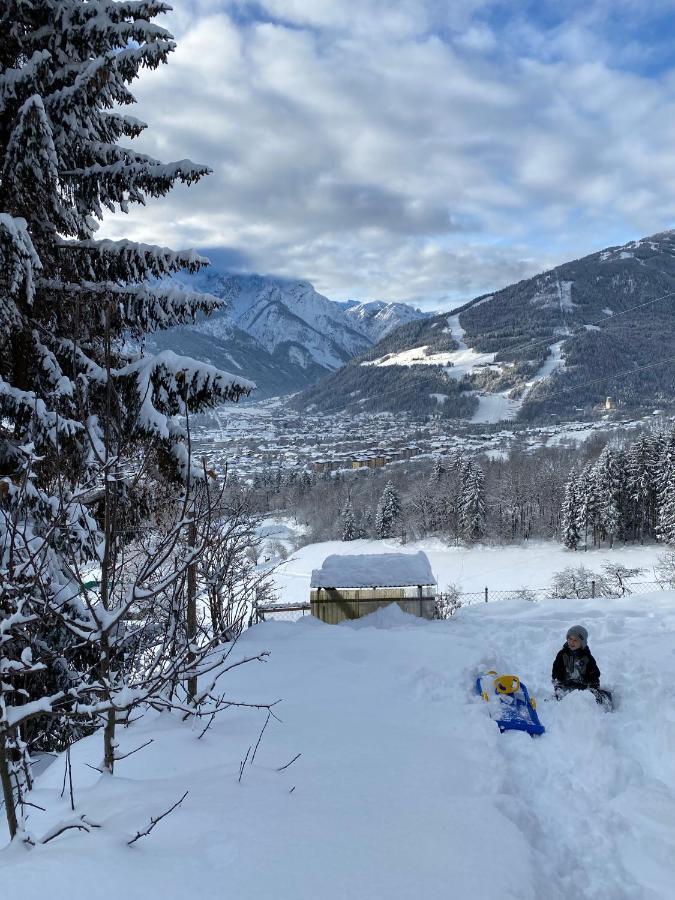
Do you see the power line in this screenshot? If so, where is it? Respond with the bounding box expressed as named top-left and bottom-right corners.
top-left (454, 284), bottom-right (675, 364)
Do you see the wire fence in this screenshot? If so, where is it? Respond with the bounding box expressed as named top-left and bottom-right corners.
top-left (439, 579), bottom-right (666, 608)
top-left (254, 579), bottom-right (669, 622)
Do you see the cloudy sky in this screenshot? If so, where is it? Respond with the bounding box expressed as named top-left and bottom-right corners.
top-left (101, 0), bottom-right (675, 309)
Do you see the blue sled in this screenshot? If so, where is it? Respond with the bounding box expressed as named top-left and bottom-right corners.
top-left (476, 673), bottom-right (545, 737)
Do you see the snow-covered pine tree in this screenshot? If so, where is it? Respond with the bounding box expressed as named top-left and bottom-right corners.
top-left (0, 0), bottom-right (255, 835)
top-left (430, 458), bottom-right (446, 484)
top-left (574, 463), bottom-right (593, 548)
top-left (657, 476), bottom-right (675, 546)
top-left (591, 447), bottom-right (625, 548)
top-left (460, 460), bottom-right (486, 542)
top-left (657, 428), bottom-right (675, 546)
top-left (375, 481), bottom-right (402, 539)
top-left (656, 429), bottom-right (675, 545)
top-left (561, 473), bottom-right (580, 550)
top-left (341, 500), bottom-right (358, 541)
top-left (625, 435), bottom-right (660, 542)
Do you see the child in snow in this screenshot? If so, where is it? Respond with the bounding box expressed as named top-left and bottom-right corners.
top-left (552, 625), bottom-right (603, 699)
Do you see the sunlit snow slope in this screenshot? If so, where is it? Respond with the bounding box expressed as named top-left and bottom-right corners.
top-left (5, 594), bottom-right (675, 899)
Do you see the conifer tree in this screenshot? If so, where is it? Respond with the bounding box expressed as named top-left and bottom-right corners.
top-left (430, 458), bottom-right (446, 484)
top-left (561, 475), bottom-right (580, 550)
top-left (574, 463), bottom-right (593, 548)
top-left (0, 0), bottom-right (255, 837)
top-left (460, 460), bottom-right (486, 542)
top-left (657, 428), bottom-right (675, 546)
top-left (592, 447), bottom-right (625, 547)
top-left (625, 435), bottom-right (660, 542)
top-left (657, 470), bottom-right (675, 546)
top-left (375, 481), bottom-right (402, 539)
top-left (341, 500), bottom-right (358, 541)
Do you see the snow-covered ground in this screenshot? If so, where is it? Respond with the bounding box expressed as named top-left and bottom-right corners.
top-left (272, 537), bottom-right (667, 604)
top-left (471, 340), bottom-right (566, 424)
top-left (363, 314), bottom-right (498, 379)
top-left (6, 590), bottom-right (675, 899)
top-left (471, 391), bottom-right (521, 423)
top-left (361, 314), bottom-right (569, 426)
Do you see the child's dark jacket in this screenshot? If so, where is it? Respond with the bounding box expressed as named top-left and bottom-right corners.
top-left (552, 645), bottom-right (600, 688)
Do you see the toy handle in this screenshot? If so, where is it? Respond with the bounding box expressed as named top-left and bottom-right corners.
top-left (493, 674), bottom-right (520, 695)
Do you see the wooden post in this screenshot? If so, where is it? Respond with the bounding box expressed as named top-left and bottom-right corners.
top-left (591, 580), bottom-right (596, 599)
top-left (485, 586), bottom-right (489, 603)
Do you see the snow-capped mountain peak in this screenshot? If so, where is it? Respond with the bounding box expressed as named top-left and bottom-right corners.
top-left (149, 271), bottom-right (429, 398)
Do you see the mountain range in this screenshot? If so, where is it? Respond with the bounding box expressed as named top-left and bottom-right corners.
top-left (292, 230), bottom-right (675, 423)
top-left (150, 272), bottom-right (427, 397)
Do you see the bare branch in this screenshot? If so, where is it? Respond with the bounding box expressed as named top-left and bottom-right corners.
top-left (127, 790), bottom-right (189, 846)
top-left (276, 753), bottom-right (301, 773)
top-left (114, 738), bottom-right (154, 762)
top-left (238, 747), bottom-right (251, 783)
top-left (250, 711), bottom-right (272, 765)
top-left (41, 815), bottom-right (100, 844)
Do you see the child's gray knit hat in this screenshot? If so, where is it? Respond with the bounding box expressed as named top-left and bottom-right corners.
top-left (566, 625), bottom-right (588, 647)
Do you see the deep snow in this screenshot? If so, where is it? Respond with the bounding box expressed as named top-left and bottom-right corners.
top-left (5, 589), bottom-right (675, 899)
top-left (272, 537), bottom-right (667, 604)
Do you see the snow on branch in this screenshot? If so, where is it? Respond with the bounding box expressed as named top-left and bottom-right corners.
top-left (114, 350), bottom-right (255, 441)
top-left (0, 377), bottom-right (82, 445)
top-left (40, 814), bottom-right (100, 845)
top-left (0, 50), bottom-right (51, 113)
top-left (62, 159), bottom-right (212, 190)
top-left (38, 279), bottom-right (222, 332)
top-left (31, 331), bottom-right (75, 399)
top-left (0, 213), bottom-right (42, 306)
top-left (100, 111), bottom-right (147, 139)
top-left (56, 237), bottom-right (210, 281)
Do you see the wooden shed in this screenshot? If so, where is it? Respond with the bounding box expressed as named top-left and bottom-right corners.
top-left (310, 551), bottom-right (437, 624)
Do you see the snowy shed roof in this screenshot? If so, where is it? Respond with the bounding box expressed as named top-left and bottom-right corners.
top-left (310, 551), bottom-right (436, 589)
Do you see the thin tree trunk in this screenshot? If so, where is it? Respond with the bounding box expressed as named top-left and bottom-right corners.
top-left (101, 300), bottom-right (116, 773)
top-left (187, 516), bottom-right (198, 703)
top-left (0, 732), bottom-right (19, 839)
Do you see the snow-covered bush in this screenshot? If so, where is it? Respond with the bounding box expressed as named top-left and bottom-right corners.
top-left (434, 584), bottom-right (462, 619)
top-left (549, 566), bottom-right (603, 599)
top-left (550, 564), bottom-right (642, 599)
top-left (655, 552), bottom-right (675, 589)
top-left (600, 563), bottom-right (644, 596)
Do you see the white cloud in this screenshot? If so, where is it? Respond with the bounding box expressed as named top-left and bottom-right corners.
top-left (98, 1), bottom-right (675, 306)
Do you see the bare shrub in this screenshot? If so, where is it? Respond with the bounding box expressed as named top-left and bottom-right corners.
top-left (434, 583), bottom-right (462, 619)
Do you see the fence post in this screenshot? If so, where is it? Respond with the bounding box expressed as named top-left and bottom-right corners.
top-left (485, 586), bottom-right (488, 604)
top-left (591, 580), bottom-right (596, 599)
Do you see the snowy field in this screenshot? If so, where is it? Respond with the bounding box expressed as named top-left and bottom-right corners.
top-left (272, 537), bottom-right (668, 605)
top-left (5, 591), bottom-right (675, 899)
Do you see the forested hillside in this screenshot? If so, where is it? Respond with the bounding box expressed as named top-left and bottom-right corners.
top-left (293, 313), bottom-right (480, 419)
top-left (293, 231), bottom-right (675, 422)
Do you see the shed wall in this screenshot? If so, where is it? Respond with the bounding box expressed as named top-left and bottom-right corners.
top-left (310, 586), bottom-right (436, 624)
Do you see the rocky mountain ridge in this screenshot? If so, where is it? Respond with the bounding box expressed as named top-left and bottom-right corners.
top-left (150, 272), bottom-right (427, 398)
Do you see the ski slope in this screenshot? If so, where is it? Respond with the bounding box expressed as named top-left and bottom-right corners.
top-left (4, 593), bottom-right (675, 899)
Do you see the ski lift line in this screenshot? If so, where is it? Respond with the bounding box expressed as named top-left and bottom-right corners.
top-left (524, 351), bottom-right (675, 405)
top-left (455, 285), bottom-right (675, 364)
